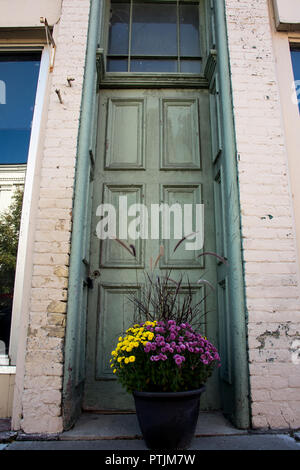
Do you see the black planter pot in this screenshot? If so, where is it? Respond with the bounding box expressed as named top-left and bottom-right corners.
top-left (133, 386), bottom-right (206, 450)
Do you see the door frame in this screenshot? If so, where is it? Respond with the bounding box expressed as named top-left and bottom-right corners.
top-left (62, 0), bottom-right (250, 430)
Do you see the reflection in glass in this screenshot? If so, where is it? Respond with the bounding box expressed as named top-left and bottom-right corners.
top-left (131, 3), bottom-right (177, 55)
top-left (107, 1), bottom-right (202, 74)
top-left (291, 50), bottom-right (300, 112)
top-left (181, 60), bottom-right (201, 74)
top-left (107, 58), bottom-right (128, 72)
top-left (131, 59), bottom-right (177, 73)
top-left (0, 54), bottom-right (41, 164)
top-left (108, 3), bottom-right (130, 54)
top-left (0, 188), bottom-right (23, 354)
top-left (179, 3), bottom-right (201, 57)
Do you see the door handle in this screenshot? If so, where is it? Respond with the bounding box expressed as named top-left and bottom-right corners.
top-left (84, 269), bottom-right (101, 289)
top-left (82, 259), bottom-right (100, 289)
top-left (86, 276), bottom-right (94, 289)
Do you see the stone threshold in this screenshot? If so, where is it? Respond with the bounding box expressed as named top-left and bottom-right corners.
top-left (1, 412), bottom-right (248, 443)
top-left (60, 411), bottom-right (247, 441)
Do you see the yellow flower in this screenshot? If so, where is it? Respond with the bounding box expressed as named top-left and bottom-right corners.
top-left (129, 356), bottom-right (135, 362)
top-left (113, 369), bottom-right (116, 374)
top-left (124, 358), bottom-right (129, 364)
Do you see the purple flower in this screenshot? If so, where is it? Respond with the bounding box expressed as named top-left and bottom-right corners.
top-left (158, 353), bottom-right (167, 361)
top-left (150, 355), bottom-right (160, 361)
top-left (173, 354), bottom-right (186, 366)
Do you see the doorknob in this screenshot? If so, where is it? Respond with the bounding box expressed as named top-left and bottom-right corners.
top-left (92, 269), bottom-right (101, 278)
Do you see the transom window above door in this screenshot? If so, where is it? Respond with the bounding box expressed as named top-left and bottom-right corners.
top-left (107, 0), bottom-right (202, 73)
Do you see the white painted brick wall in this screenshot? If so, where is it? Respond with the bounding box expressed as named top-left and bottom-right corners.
top-left (20, 0), bottom-right (90, 434)
top-left (225, 0), bottom-right (300, 429)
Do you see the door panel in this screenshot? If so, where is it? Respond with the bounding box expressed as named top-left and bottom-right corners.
top-left (83, 89), bottom-right (219, 411)
top-left (160, 98), bottom-right (201, 169)
top-left (105, 98), bottom-right (146, 169)
top-left (101, 184), bottom-right (145, 267)
top-left (160, 184), bottom-right (203, 268)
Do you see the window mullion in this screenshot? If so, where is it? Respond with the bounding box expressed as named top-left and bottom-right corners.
top-left (128, 0), bottom-right (133, 72)
top-left (176, 0), bottom-right (180, 73)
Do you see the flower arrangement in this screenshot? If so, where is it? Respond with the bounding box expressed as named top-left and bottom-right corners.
top-left (110, 319), bottom-right (220, 393)
top-left (109, 239), bottom-right (225, 450)
top-left (110, 239), bottom-right (225, 395)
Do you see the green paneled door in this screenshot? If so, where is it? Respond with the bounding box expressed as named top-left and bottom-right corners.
top-left (83, 88), bottom-right (220, 411)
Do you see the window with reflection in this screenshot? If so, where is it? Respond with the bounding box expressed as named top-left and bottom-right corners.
top-left (107, 0), bottom-right (202, 73)
top-left (291, 48), bottom-right (300, 112)
top-left (0, 53), bottom-right (41, 164)
top-left (0, 52), bottom-right (41, 355)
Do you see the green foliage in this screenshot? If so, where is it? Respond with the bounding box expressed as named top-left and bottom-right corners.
top-left (0, 188), bottom-right (24, 307)
top-left (129, 270), bottom-right (208, 332)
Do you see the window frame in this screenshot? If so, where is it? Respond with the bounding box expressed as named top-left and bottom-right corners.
top-left (0, 45), bottom-right (50, 366)
top-left (99, 0), bottom-right (208, 78)
top-left (0, 50), bottom-right (42, 165)
top-left (98, 0), bottom-right (210, 88)
top-left (290, 42), bottom-right (300, 111)
top-left (106, 0), bottom-right (203, 73)
top-left (270, 23), bottom-right (300, 285)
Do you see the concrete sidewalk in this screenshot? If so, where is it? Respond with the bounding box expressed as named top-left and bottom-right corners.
top-left (1, 412), bottom-right (300, 451)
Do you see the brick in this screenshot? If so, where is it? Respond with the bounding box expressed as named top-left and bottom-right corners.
top-left (225, 0), bottom-right (300, 430)
top-left (47, 301), bottom-right (67, 314)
